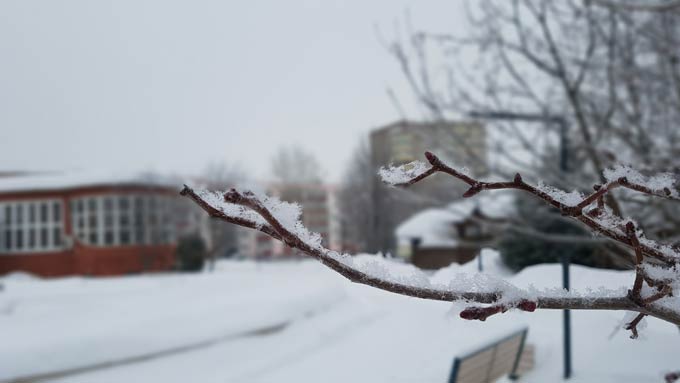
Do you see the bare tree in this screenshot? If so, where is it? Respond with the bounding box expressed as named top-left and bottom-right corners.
top-left (270, 146), bottom-right (323, 185)
top-left (338, 138), bottom-right (376, 252)
top-left (182, 150), bottom-right (680, 337)
top-left (387, 0), bottom-right (680, 261)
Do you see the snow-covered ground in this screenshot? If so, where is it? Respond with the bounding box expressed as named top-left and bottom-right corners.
top-left (1, 254), bottom-right (679, 383)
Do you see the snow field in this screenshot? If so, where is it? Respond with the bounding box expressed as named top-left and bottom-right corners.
top-left (1, 255), bottom-right (679, 382)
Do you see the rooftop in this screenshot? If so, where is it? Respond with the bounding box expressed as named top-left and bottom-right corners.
top-left (0, 170), bottom-right (181, 195)
top-left (396, 191), bottom-right (516, 248)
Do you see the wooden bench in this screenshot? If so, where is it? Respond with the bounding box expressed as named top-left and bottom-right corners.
top-left (448, 327), bottom-right (533, 383)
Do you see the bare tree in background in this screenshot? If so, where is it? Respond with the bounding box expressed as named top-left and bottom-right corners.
top-left (338, 138), bottom-right (376, 252)
top-left (270, 146), bottom-right (323, 185)
top-left (388, 0), bottom-right (680, 263)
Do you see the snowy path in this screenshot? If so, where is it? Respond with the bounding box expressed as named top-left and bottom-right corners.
top-left (2, 320), bottom-right (291, 383)
top-left (0, 262), bottom-right (346, 382)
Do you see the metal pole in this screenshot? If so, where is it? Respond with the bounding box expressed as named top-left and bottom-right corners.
top-left (468, 110), bottom-right (573, 380)
top-left (558, 117), bottom-right (572, 380)
top-left (562, 253), bottom-right (572, 379)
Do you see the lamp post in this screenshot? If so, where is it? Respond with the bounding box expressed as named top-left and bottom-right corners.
top-left (468, 110), bottom-right (572, 380)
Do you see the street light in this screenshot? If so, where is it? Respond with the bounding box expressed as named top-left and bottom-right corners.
top-left (468, 110), bottom-right (572, 380)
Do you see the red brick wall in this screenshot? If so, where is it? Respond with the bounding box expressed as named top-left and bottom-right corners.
top-left (0, 245), bottom-right (176, 277)
top-left (73, 244), bottom-right (176, 276)
top-left (0, 251), bottom-right (76, 277)
top-left (0, 245), bottom-right (175, 277)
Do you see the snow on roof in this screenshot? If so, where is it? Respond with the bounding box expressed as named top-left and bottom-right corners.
top-left (0, 170), bottom-right (180, 194)
top-left (396, 208), bottom-right (462, 248)
top-left (396, 191), bottom-right (516, 247)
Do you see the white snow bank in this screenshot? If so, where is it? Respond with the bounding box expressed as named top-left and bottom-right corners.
top-left (430, 248), bottom-right (512, 284)
top-left (0, 271), bottom-right (39, 282)
top-left (0, 262), bottom-right (345, 380)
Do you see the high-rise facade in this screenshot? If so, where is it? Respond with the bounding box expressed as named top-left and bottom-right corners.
top-left (369, 120), bottom-right (487, 253)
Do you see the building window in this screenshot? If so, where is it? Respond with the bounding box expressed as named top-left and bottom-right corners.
top-left (28, 229), bottom-right (36, 249)
top-left (0, 199), bottom-right (65, 254)
top-left (40, 227), bottom-right (48, 247)
top-left (70, 193), bottom-right (176, 247)
top-left (134, 196), bottom-right (146, 244)
top-left (40, 203), bottom-right (48, 223)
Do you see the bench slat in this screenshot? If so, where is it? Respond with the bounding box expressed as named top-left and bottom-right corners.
top-left (449, 328), bottom-right (530, 383)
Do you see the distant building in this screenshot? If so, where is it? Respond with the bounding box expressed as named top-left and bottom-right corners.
top-left (396, 192), bottom-right (515, 269)
top-left (0, 172), bottom-right (209, 277)
top-left (236, 183), bottom-right (341, 258)
top-left (369, 120), bottom-right (488, 253)
top-left (370, 119), bottom-right (487, 176)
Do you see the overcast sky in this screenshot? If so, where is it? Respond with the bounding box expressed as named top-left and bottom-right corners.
top-left (0, 0), bottom-right (468, 183)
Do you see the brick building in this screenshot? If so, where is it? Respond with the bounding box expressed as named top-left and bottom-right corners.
top-left (0, 172), bottom-right (204, 277)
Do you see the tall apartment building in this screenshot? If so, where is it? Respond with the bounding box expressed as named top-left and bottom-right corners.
top-left (236, 183), bottom-right (341, 258)
top-left (370, 119), bottom-right (487, 174)
top-left (369, 120), bottom-right (487, 253)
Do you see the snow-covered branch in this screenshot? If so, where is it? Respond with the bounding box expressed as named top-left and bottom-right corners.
top-left (382, 152), bottom-right (679, 264)
top-left (379, 151), bottom-right (680, 334)
top-left (181, 153), bottom-right (680, 332)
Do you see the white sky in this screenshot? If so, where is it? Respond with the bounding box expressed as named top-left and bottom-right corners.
top-left (0, 0), bottom-right (468, 183)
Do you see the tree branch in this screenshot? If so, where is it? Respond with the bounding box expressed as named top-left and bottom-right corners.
top-left (181, 152), bottom-right (680, 327)
top-left (390, 152), bottom-right (678, 264)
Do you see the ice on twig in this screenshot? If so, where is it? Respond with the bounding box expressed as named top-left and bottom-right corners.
top-left (535, 181), bottom-right (584, 206)
top-left (196, 190), bottom-right (266, 226)
top-left (351, 254), bottom-right (432, 289)
top-left (642, 263), bottom-right (680, 282)
top-left (197, 188), bottom-right (324, 249)
top-left (604, 164), bottom-right (678, 197)
top-left (258, 192), bottom-right (323, 249)
top-left (378, 161), bottom-right (430, 185)
top-left (638, 237), bottom-right (680, 260)
top-left (448, 272), bottom-right (525, 302)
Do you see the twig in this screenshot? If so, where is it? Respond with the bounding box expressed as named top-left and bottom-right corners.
top-left (666, 371), bottom-right (680, 383)
top-left (460, 300), bottom-right (537, 321)
top-left (626, 221), bottom-right (645, 304)
top-left (624, 313), bottom-right (646, 339)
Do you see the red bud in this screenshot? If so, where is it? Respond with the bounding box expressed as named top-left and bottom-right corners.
top-left (518, 300), bottom-right (537, 312)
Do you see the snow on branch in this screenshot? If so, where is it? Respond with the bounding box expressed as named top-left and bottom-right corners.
top-left (182, 151), bottom-right (680, 332)
top-left (378, 160), bottom-right (433, 186)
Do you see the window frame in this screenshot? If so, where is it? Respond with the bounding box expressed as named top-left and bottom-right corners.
top-left (0, 199), bottom-right (65, 254)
